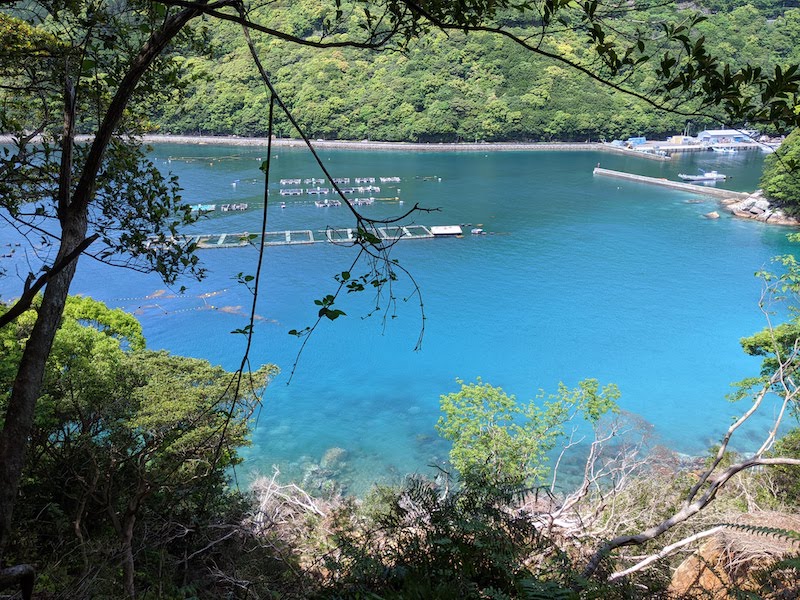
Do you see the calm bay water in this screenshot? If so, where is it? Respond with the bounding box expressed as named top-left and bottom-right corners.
top-left (1, 144), bottom-right (793, 494)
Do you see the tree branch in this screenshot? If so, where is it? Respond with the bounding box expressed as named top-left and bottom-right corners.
top-left (0, 233), bottom-right (99, 329)
top-left (608, 525), bottom-right (725, 581)
top-left (584, 455), bottom-right (800, 578)
top-left (70, 2), bottom-right (209, 215)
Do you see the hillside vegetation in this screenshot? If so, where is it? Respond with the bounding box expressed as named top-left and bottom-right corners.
top-left (152, 1), bottom-right (800, 141)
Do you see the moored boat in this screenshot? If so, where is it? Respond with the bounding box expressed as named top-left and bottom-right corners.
top-left (678, 170), bottom-right (727, 182)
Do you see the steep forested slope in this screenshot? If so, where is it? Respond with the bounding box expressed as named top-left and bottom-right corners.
top-left (153, 3), bottom-right (800, 141)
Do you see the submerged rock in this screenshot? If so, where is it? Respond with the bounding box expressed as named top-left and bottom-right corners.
top-left (704, 211), bottom-right (720, 219)
top-left (321, 446), bottom-right (348, 469)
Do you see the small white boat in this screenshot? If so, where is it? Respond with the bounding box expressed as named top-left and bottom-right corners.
top-left (471, 228), bottom-right (485, 235)
top-left (678, 170), bottom-right (727, 182)
top-left (712, 147), bottom-right (737, 154)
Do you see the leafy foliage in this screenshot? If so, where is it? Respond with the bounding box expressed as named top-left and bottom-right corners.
top-left (742, 240), bottom-right (800, 381)
top-left (319, 475), bottom-right (576, 599)
top-left (437, 378), bottom-right (619, 486)
top-left (0, 297), bottom-right (278, 597)
top-left (768, 428), bottom-right (800, 504)
top-left (761, 128), bottom-right (800, 214)
top-left (150, 2), bottom-right (800, 141)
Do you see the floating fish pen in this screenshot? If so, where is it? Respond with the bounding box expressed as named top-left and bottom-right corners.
top-left (262, 230), bottom-right (315, 245)
top-left (323, 225), bottom-right (432, 243)
top-left (190, 204), bottom-right (216, 213)
top-left (324, 228), bottom-right (357, 243)
top-left (187, 234), bottom-right (253, 249)
top-left (379, 225), bottom-right (434, 240)
top-left (336, 186), bottom-right (380, 194)
top-left (149, 225), bottom-right (458, 250)
top-left (315, 199), bottom-right (342, 207)
top-left (221, 203), bottom-right (248, 211)
top-left (307, 188), bottom-right (330, 195)
top-left (279, 175), bottom-right (399, 185)
top-left (348, 197), bottom-right (375, 206)
top-left (280, 188), bottom-right (303, 196)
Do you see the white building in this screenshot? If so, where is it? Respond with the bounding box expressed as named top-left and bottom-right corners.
top-left (696, 129), bottom-right (759, 144)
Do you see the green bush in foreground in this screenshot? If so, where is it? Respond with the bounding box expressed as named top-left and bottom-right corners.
top-left (437, 378), bottom-right (620, 487)
top-left (1, 296), bottom-right (277, 598)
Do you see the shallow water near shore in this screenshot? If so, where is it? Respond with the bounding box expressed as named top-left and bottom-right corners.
top-left (1, 143), bottom-right (792, 495)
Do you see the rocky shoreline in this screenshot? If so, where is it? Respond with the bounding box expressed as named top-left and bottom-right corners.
top-left (719, 190), bottom-right (800, 226)
top-left (0, 133), bottom-right (637, 154)
top-left (140, 134), bottom-right (611, 153)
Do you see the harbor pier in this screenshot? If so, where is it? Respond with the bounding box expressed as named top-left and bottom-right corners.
top-left (592, 167), bottom-right (750, 200)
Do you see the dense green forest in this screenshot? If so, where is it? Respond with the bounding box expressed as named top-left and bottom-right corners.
top-left (151, 1), bottom-right (800, 141)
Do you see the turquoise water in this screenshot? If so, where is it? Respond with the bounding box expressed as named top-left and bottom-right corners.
top-left (1, 144), bottom-right (793, 494)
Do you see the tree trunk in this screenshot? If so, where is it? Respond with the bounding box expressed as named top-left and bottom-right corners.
top-left (0, 209), bottom-right (87, 563)
top-left (121, 501), bottom-right (140, 599)
top-left (0, 3), bottom-right (207, 563)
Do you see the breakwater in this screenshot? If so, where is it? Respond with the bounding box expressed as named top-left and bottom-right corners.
top-left (592, 167), bottom-right (750, 199)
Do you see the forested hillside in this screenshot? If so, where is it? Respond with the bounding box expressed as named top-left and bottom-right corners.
top-left (153, 1), bottom-right (800, 141)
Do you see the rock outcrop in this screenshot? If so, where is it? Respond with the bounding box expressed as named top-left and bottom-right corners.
top-left (721, 190), bottom-right (800, 226)
top-left (668, 512), bottom-right (800, 599)
top-left (669, 538), bottom-right (732, 599)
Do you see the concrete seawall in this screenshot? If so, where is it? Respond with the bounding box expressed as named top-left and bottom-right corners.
top-left (592, 167), bottom-right (750, 199)
top-left (140, 136), bottom-right (671, 159)
top-left (0, 134), bottom-right (672, 160)
top-left (139, 136), bottom-right (613, 153)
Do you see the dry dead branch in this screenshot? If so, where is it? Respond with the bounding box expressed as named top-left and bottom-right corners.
top-left (249, 468), bottom-right (326, 536)
top-left (582, 278), bottom-right (800, 581)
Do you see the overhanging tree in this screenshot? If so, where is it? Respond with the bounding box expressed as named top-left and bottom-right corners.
top-left (761, 127), bottom-right (800, 214)
top-left (2, 0), bottom-right (800, 591)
